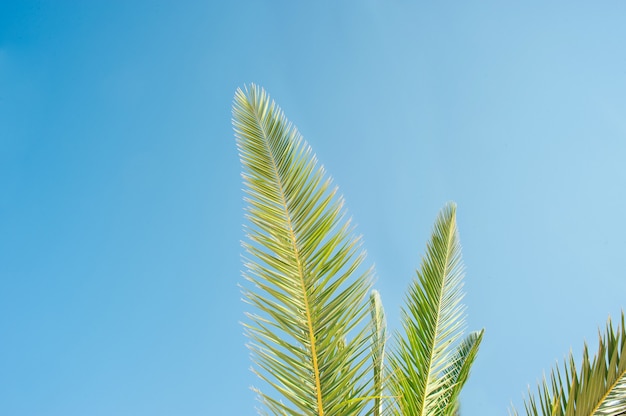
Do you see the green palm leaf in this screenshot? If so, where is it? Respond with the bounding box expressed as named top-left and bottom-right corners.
top-left (438, 330), bottom-right (484, 416)
top-left (370, 290), bottom-right (387, 416)
top-left (514, 312), bottom-right (626, 416)
top-left (233, 85), bottom-right (374, 416)
top-left (389, 204), bottom-right (483, 415)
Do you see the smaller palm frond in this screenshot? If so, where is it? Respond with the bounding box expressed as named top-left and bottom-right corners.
top-left (513, 312), bottom-right (626, 416)
top-left (389, 203), bottom-right (483, 416)
top-left (370, 290), bottom-right (387, 416)
top-left (438, 330), bottom-right (484, 416)
top-left (234, 85), bottom-right (374, 416)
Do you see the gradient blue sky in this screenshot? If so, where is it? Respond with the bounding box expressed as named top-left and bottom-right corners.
top-left (2, 1), bottom-right (626, 415)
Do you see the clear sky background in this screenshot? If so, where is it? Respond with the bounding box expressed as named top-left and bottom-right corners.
top-left (2, 1), bottom-right (626, 415)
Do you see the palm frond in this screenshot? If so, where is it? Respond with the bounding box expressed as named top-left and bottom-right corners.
top-left (389, 203), bottom-right (482, 415)
top-left (234, 85), bottom-right (374, 416)
top-left (513, 312), bottom-right (626, 416)
top-left (370, 290), bottom-right (387, 416)
top-left (438, 330), bottom-right (484, 416)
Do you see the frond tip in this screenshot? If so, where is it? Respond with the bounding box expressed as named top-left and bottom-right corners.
top-left (514, 312), bottom-right (626, 416)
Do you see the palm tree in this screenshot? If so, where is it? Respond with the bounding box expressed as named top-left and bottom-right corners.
top-left (233, 84), bottom-right (482, 415)
top-left (232, 84), bottom-right (626, 415)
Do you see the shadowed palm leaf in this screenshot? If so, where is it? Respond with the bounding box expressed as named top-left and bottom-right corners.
top-left (389, 204), bottom-right (484, 416)
top-left (513, 312), bottom-right (626, 416)
top-left (233, 85), bottom-right (374, 416)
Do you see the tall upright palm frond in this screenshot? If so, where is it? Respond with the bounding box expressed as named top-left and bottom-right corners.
top-left (233, 85), bottom-right (374, 416)
top-left (389, 204), bottom-right (484, 416)
top-left (513, 312), bottom-right (626, 416)
top-left (370, 290), bottom-right (387, 416)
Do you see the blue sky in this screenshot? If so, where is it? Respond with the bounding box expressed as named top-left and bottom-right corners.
top-left (2, 1), bottom-right (626, 415)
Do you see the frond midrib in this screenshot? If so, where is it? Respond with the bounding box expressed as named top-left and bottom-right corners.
top-left (251, 104), bottom-right (325, 416)
top-left (591, 373), bottom-right (626, 416)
